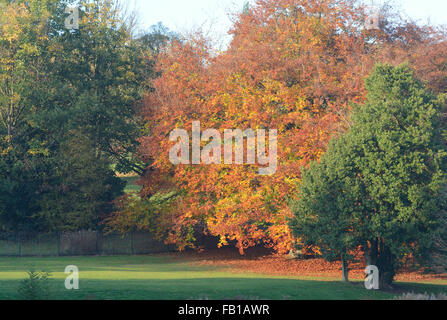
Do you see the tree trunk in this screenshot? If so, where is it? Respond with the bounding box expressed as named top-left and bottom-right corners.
top-left (363, 240), bottom-right (378, 266)
top-left (341, 257), bottom-right (349, 282)
top-left (364, 251), bottom-right (371, 266)
top-left (379, 272), bottom-right (394, 290)
top-left (374, 239), bottom-right (395, 290)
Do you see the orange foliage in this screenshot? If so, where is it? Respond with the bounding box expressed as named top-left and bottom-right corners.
top-left (132, 0), bottom-right (447, 254)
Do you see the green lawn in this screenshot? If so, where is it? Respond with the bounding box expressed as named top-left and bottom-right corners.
top-left (0, 255), bottom-right (446, 300)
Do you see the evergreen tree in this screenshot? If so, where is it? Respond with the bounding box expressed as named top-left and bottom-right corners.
top-left (290, 64), bottom-right (447, 287)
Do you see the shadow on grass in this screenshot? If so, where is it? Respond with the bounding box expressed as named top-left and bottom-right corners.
top-left (0, 277), bottom-right (396, 300)
top-left (0, 256), bottom-right (224, 273)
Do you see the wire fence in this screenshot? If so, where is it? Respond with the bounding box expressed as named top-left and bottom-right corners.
top-left (0, 230), bottom-right (175, 257)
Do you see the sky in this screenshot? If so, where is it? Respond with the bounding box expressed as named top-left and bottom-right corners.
top-left (131, 0), bottom-right (247, 48)
top-left (131, 0), bottom-right (447, 48)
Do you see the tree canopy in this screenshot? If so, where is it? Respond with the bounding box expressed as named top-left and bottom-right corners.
top-left (113, 0), bottom-right (447, 254)
top-left (0, 0), bottom-right (163, 231)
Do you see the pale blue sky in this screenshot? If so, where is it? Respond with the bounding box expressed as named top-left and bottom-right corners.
top-left (131, 0), bottom-right (247, 48)
top-left (131, 0), bottom-right (447, 47)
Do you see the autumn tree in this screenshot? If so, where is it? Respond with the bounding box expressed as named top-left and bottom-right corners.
top-left (132, 0), bottom-right (360, 253)
top-left (111, 0), bottom-right (447, 254)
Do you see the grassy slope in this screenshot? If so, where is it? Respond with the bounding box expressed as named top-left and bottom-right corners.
top-left (0, 255), bottom-right (446, 300)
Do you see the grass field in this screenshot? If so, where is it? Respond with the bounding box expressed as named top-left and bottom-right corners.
top-left (0, 254), bottom-right (446, 300)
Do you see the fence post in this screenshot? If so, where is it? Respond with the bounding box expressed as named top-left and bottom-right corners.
top-left (17, 232), bottom-right (22, 257)
top-left (96, 231), bottom-right (100, 256)
top-left (57, 232), bottom-right (61, 256)
top-left (130, 231), bottom-right (135, 255)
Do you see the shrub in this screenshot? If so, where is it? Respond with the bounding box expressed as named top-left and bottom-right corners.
top-left (18, 270), bottom-right (52, 300)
